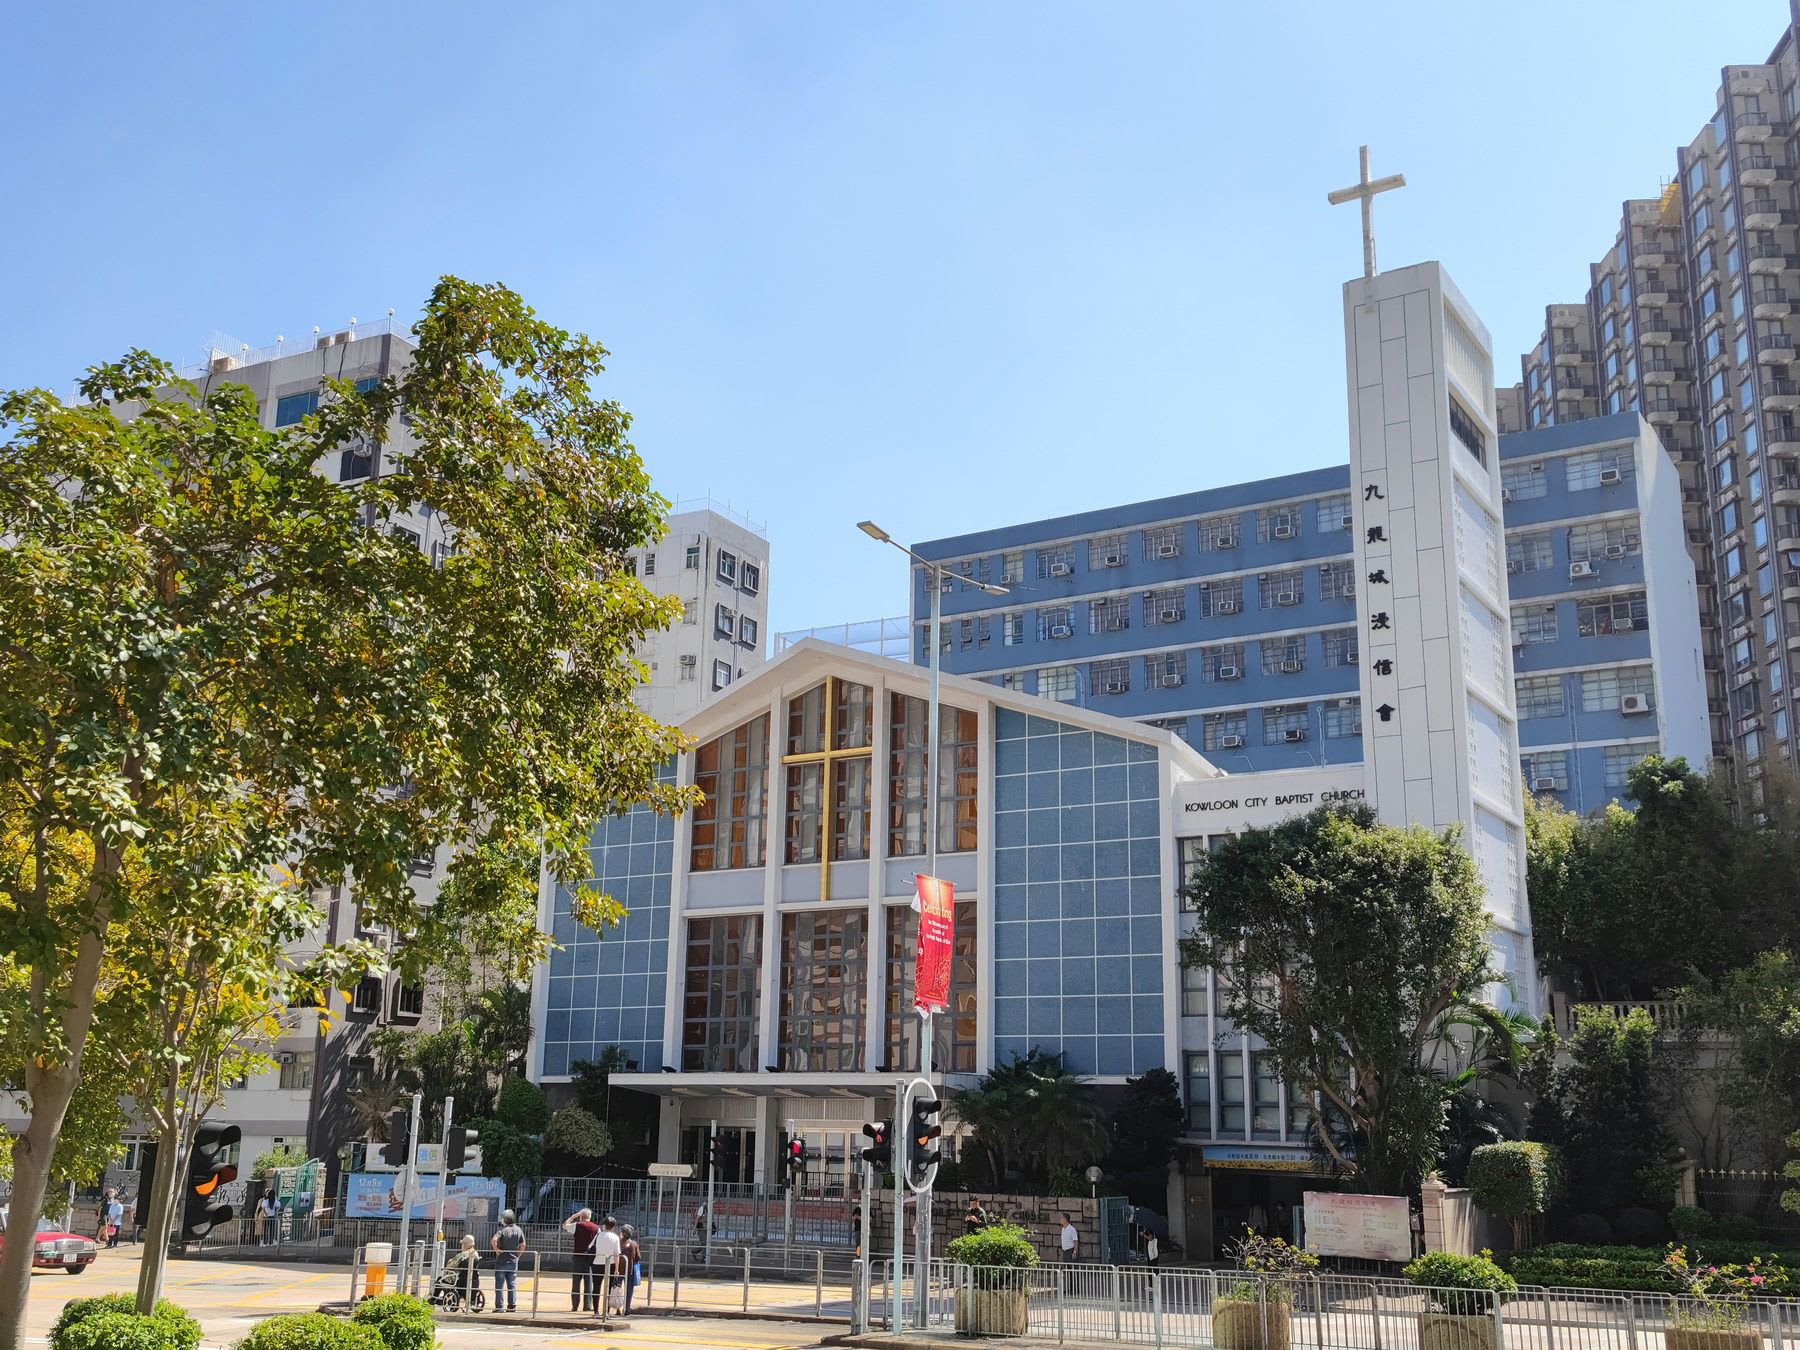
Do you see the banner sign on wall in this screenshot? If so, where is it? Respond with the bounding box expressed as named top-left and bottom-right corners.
top-left (344, 1172), bottom-right (507, 1221)
top-left (913, 874), bottom-right (954, 1013)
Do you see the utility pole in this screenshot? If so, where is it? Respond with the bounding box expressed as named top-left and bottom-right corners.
top-left (705, 1119), bottom-right (718, 1268)
top-left (891, 1079), bottom-right (905, 1334)
top-left (393, 1091), bottom-right (423, 1291)
top-left (431, 1097), bottom-right (453, 1281)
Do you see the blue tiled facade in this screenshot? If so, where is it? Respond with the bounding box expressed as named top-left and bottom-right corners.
top-left (991, 708), bottom-right (1165, 1076)
top-left (914, 415), bottom-right (1710, 817)
top-left (539, 797), bottom-right (675, 1076)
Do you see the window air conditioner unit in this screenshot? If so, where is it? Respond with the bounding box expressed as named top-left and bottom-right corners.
top-left (1605, 544), bottom-right (1628, 559)
top-left (1507, 559), bottom-right (1523, 574)
top-left (1159, 609), bottom-right (1180, 623)
top-left (1160, 673), bottom-right (1183, 688)
top-left (1104, 619), bottom-right (1127, 632)
top-left (1280, 659), bottom-right (1303, 673)
top-left (1216, 665), bottom-right (1241, 681)
top-left (1103, 553), bottom-right (1124, 567)
top-left (1272, 522), bottom-right (1296, 540)
top-left (1599, 467), bottom-right (1624, 484)
top-left (1532, 775), bottom-right (1561, 792)
top-left (1340, 514), bottom-right (1355, 529)
top-left (1621, 693), bottom-right (1651, 714)
top-left (1501, 487), bottom-right (1515, 501)
top-left (1050, 624), bottom-right (1073, 639)
top-left (1050, 561), bottom-right (1073, 577)
top-left (1283, 727), bottom-right (1308, 743)
top-left (1275, 591), bottom-right (1299, 606)
top-left (1616, 616), bottom-right (1637, 630)
top-left (1570, 560), bottom-right (1597, 578)
top-left (1216, 599), bottom-right (1240, 614)
top-left (1157, 543), bottom-right (1179, 559)
top-left (1218, 535), bottom-right (1238, 549)
top-left (1219, 734), bottom-right (1245, 750)
top-left (1103, 681), bottom-right (1126, 695)
top-left (940, 578), bottom-right (954, 593)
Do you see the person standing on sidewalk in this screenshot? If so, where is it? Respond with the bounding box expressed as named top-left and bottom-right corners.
top-left (490, 1209), bottom-right (526, 1312)
top-left (1059, 1215), bottom-right (1079, 1263)
top-left (619, 1224), bottom-right (642, 1313)
top-left (562, 1207), bottom-right (599, 1312)
top-left (590, 1216), bottom-right (623, 1319)
top-left (103, 1191), bottom-right (125, 1249)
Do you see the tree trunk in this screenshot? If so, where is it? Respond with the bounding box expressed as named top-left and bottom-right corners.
top-left (0, 1068), bottom-right (75, 1349)
top-left (134, 1124), bottom-right (185, 1312)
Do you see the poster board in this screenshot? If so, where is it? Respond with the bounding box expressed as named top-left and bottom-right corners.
top-left (1302, 1191), bottom-right (1411, 1262)
top-left (344, 1172), bottom-right (507, 1221)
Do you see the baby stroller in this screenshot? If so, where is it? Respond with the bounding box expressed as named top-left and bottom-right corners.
top-left (430, 1257), bottom-right (486, 1313)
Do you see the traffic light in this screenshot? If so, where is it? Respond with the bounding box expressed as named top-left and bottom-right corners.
top-left (379, 1108), bottom-right (411, 1168)
top-left (906, 1090), bottom-right (942, 1190)
top-left (783, 1136), bottom-right (809, 1181)
top-left (859, 1120), bottom-right (892, 1170)
top-left (707, 1133), bottom-right (728, 1179)
top-left (181, 1122), bottom-right (240, 1242)
top-left (445, 1124), bottom-right (480, 1172)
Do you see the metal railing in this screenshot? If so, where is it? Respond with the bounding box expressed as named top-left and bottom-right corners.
top-left (864, 1262), bottom-right (1800, 1347)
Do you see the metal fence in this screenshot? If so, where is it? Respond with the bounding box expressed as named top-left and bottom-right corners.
top-left (1696, 1171), bottom-right (1800, 1241)
top-left (868, 1263), bottom-right (1800, 1349)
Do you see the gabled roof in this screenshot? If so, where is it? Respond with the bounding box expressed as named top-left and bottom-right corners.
top-left (677, 637), bottom-right (1223, 781)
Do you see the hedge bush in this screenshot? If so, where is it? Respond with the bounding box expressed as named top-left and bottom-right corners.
top-left (1508, 1242), bottom-right (1800, 1292)
top-left (1468, 1142), bottom-right (1562, 1247)
top-left (51, 1297), bottom-right (200, 1350)
top-left (1669, 1205), bottom-right (1713, 1241)
top-left (945, 1221), bottom-right (1039, 1269)
top-left (233, 1313), bottom-right (386, 1350)
top-left (1404, 1250), bottom-right (1516, 1294)
top-left (350, 1294), bottom-right (435, 1350)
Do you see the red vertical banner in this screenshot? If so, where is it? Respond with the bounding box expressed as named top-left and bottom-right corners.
top-left (912, 874), bottom-right (955, 1013)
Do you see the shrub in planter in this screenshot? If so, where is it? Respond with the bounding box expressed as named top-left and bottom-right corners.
top-left (350, 1294), bottom-right (436, 1350)
top-left (234, 1313), bottom-right (386, 1350)
top-left (946, 1222), bottom-right (1038, 1336)
top-left (1661, 1247), bottom-right (1786, 1350)
top-left (1405, 1250), bottom-right (1515, 1350)
top-left (1212, 1231), bottom-right (1319, 1350)
top-left (51, 1297), bottom-right (200, 1350)
top-left (1468, 1142), bottom-right (1562, 1252)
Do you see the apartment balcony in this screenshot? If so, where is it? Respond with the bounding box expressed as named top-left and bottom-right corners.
top-left (1766, 423), bottom-right (1800, 446)
top-left (1765, 376), bottom-right (1800, 408)
top-left (1754, 287), bottom-right (1793, 319)
top-left (1771, 470), bottom-right (1800, 505)
top-left (1641, 357), bottom-right (1679, 385)
top-left (1749, 241), bottom-right (1791, 274)
top-left (1736, 111), bottom-right (1775, 141)
top-left (1741, 153), bottom-right (1780, 186)
top-left (1744, 195), bottom-right (1784, 229)
top-left (1553, 341), bottom-right (1586, 365)
top-left (1757, 332), bottom-right (1796, 363)
top-left (1783, 568), bottom-right (1800, 602)
top-left (1636, 275), bottom-right (1682, 304)
top-left (1631, 237), bottom-right (1670, 267)
top-left (1554, 383), bottom-right (1592, 402)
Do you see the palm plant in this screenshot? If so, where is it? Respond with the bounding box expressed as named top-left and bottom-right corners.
top-left (347, 1076), bottom-right (404, 1140)
top-left (949, 1049), bottom-right (1109, 1188)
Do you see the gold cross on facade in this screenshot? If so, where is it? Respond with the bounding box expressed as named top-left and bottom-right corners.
top-left (1327, 145), bottom-right (1406, 279)
top-left (780, 675), bottom-right (872, 902)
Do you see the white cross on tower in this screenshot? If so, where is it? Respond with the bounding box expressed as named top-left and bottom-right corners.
top-left (1327, 145), bottom-right (1406, 279)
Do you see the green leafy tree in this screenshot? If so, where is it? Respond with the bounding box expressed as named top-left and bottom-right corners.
top-left (1524, 759), bottom-right (1791, 999)
top-left (1104, 1069), bottom-right (1183, 1202)
top-left (1679, 950), bottom-right (1800, 1169)
top-left (544, 1106), bottom-right (613, 1169)
top-left (0, 278), bottom-right (695, 1343)
top-left (367, 1024), bottom-right (494, 1136)
top-left (1782, 1131), bottom-right (1800, 1217)
top-left (1179, 804), bottom-right (1499, 1195)
top-left (496, 1077), bottom-right (550, 1134)
top-left (1525, 1007), bottom-right (1677, 1216)
top-left (947, 1049), bottom-right (1108, 1189)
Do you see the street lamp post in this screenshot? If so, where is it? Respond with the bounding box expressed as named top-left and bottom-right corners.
top-left (857, 521), bottom-right (1007, 1324)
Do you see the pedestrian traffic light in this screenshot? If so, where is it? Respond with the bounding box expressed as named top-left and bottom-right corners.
top-left (445, 1124), bottom-right (479, 1172)
top-left (181, 1122), bottom-right (240, 1242)
top-left (906, 1090), bottom-right (942, 1191)
top-left (379, 1108), bottom-right (411, 1168)
top-left (859, 1120), bottom-right (892, 1169)
top-left (707, 1133), bottom-right (728, 1178)
top-left (783, 1136), bottom-right (809, 1181)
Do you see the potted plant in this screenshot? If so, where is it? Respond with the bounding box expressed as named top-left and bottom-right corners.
top-left (1212, 1230), bottom-right (1318, 1350)
top-left (1662, 1246), bottom-right (1787, 1350)
top-left (1403, 1250), bottom-right (1515, 1350)
top-left (946, 1221), bottom-right (1038, 1336)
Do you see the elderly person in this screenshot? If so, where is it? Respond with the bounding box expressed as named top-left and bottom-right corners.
top-left (561, 1206), bottom-right (599, 1312)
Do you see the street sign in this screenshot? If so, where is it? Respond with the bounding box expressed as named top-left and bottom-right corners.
top-left (648, 1162), bottom-right (695, 1179)
top-left (414, 1144), bottom-right (443, 1170)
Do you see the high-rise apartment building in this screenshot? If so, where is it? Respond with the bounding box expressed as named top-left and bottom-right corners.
top-left (629, 500), bottom-right (770, 724)
top-left (1507, 18), bottom-right (1800, 794)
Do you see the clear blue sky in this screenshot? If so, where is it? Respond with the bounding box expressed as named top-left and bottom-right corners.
top-left (0, 3), bottom-right (1781, 635)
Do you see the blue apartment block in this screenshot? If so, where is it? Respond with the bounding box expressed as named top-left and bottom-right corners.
top-left (912, 414), bottom-right (1709, 817)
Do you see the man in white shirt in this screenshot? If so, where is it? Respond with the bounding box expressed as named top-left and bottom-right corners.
top-left (1059, 1215), bottom-right (1078, 1263)
top-left (590, 1215), bottom-right (624, 1319)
